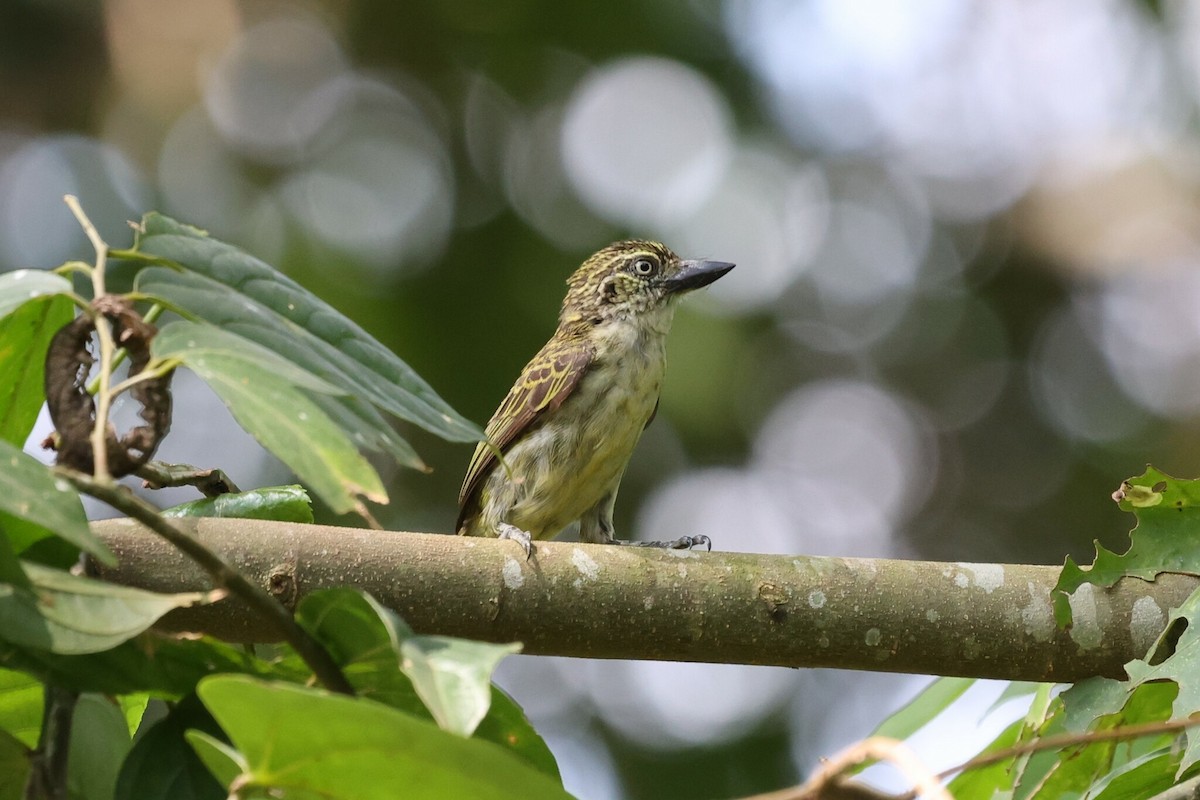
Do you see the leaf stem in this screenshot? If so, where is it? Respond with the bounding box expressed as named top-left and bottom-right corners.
top-left (106, 361), bottom-right (177, 399)
top-left (85, 304), bottom-right (165, 396)
top-left (64, 470), bottom-right (354, 696)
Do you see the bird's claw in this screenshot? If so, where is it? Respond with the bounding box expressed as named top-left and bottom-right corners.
top-left (621, 535), bottom-right (711, 551)
top-left (497, 523), bottom-right (534, 559)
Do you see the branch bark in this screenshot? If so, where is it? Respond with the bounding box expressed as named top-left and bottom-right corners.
top-left (88, 518), bottom-right (1197, 682)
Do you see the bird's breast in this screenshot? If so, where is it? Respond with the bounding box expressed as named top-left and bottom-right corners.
top-left (496, 326), bottom-right (668, 536)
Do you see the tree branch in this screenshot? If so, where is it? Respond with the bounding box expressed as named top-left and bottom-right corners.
top-left (88, 518), bottom-right (1197, 682)
top-left (70, 478), bottom-right (353, 695)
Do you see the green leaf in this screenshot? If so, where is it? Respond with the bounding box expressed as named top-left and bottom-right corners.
top-left (869, 676), bottom-right (974, 741)
top-left (0, 270), bottom-right (73, 321)
top-left (118, 693), bottom-right (150, 737)
top-left (0, 438), bottom-right (114, 565)
top-left (1090, 751), bottom-right (1177, 800)
top-left (401, 636), bottom-right (522, 738)
top-left (152, 321), bottom-right (386, 516)
top-left (140, 270), bottom-right (431, 470)
top-left (295, 589), bottom-right (558, 778)
top-left (68, 693), bottom-right (133, 800)
top-left (948, 684), bottom-right (1060, 797)
top-left (1123, 588), bottom-right (1200, 773)
top-left (162, 485), bottom-right (314, 523)
top-left (0, 727), bottom-right (29, 800)
top-left (0, 668), bottom-right (42, 747)
top-left (183, 731), bottom-right (245, 790)
top-left (0, 526), bottom-right (30, 591)
top-left (310, 590), bottom-right (521, 737)
top-left (473, 685), bottom-right (561, 783)
top-left (196, 676), bottom-right (571, 800)
top-left (1055, 467), bottom-right (1200, 626)
top-left (0, 632), bottom-right (301, 697)
top-left (133, 214), bottom-right (482, 444)
top-left (0, 295), bottom-right (72, 446)
top-left (985, 681), bottom-right (1044, 718)
top-left (1059, 677), bottom-right (1133, 733)
top-left (0, 562), bottom-right (207, 655)
top-left (115, 694), bottom-right (225, 800)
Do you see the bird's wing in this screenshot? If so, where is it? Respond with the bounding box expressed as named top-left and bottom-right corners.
top-left (457, 336), bottom-right (596, 530)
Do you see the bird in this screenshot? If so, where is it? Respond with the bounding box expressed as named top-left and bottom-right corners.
top-left (456, 240), bottom-right (734, 556)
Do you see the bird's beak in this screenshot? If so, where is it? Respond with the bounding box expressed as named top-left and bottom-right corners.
top-left (662, 259), bottom-right (735, 294)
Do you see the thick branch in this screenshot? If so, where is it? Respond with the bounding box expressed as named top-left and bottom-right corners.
top-left (71, 479), bottom-right (352, 695)
top-left (88, 518), bottom-right (1198, 682)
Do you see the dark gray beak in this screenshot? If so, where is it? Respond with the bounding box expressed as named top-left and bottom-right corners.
top-left (662, 259), bottom-right (735, 295)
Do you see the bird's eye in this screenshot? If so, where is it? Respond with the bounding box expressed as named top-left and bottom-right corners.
top-left (633, 258), bottom-right (657, 276)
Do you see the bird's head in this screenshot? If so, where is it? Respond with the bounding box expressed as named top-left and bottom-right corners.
top-left (560, 240), bottom-right (734, 329)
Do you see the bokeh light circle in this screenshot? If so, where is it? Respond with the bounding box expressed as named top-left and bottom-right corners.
top-left (561, 56), bottom-right (733, 227)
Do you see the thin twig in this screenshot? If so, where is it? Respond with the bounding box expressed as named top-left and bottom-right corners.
top-left (931, 715), bottom-right (1200, 786)
top-left (106, 362), bottom-right (176, 400)
top-left (63, 470), bottom-right (354, 695)
top-left (63, 195), bottom-right (106, 299)
top-left (742, 737), bottom-right (950, 800)
top-left (64, 196), bottom-right (114, 481)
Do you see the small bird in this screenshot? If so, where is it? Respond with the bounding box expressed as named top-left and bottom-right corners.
top-left (457, 240), bottom-right (734, 555)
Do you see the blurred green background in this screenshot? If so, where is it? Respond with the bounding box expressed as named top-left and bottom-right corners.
top-left (6, 0), bottom-right (1200, 796)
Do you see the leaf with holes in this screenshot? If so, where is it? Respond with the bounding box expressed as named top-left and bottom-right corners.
top-left (1055, 467), bottom-right (1200, 626)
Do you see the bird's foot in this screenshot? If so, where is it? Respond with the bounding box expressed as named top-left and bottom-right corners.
top-left (619, 535), bottom-right (711, 551)
top-left (497, 523), bottom-right (534, 559)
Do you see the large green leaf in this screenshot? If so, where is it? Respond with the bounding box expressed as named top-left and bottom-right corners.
top-left (0, 727), bottom-right (28, 800)
top-left (0, 295), bottom-right (72, 446)
top-left (68, 694), bottom-right (132, 800)
top-left (0, 270), bottom-right (73, 321)
top-left (183, 732), bottom-right (244, 791)
top-left (115, 694), bottom-right (225, 800)
top-left (0, 668), bottom-right (42, 747)
top-left (152, 321), bottom-right (386, 516)
top-left (0, 562), bottom-right (207, 655)
top-left (162, 485), bottom-right (314, 523)
top-left (294, 589), bottom-right (558, 778)
top-left (0, 438), bottom-right (114, 565)
top-left (194, 676), bottom-right (571, 800)
top-left (132, 214), bottom-right (482, 445)
top-left (141, 269), bottom-right (427, 469)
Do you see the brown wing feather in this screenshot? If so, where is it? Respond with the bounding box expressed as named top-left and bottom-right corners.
top-left (456, 336), bottom-right (595, 530)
